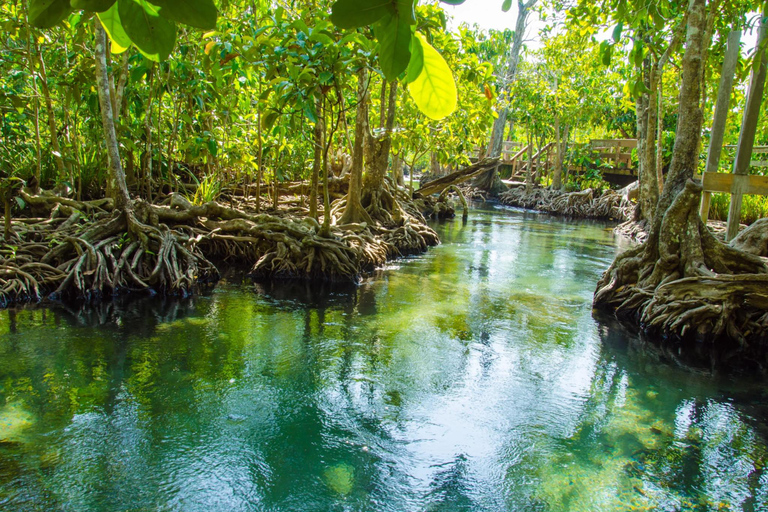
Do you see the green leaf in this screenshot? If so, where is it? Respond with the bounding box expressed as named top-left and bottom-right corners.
top-left (118, 0), bottom-right (177, 62)
top-left (375, 12), bottom-right (412, 80)
top-left (71, 0), bottom-right (116, 12)
top-left (502, 0), bottom-right (512, 12)
top-left (599, 40), bottom-right (612, 66)
top-left (303, 102), bottom-right (317, 124)
top-left (405, 32), bottom-right (423, 83)
top-left (331, 0), bottom-right (393, 30)
top-left (263, 111), bottom-right (279, 130)
top-left (439, 0), bottom-right (466, 4)
top-left (395, 0), bottom-right (416, 25)
top-left (612, 21), bottom-right (622, 42)
top-left (407, 33), bottom-right (456, 120)
top-left (29, 0), bottom-right (72, 28)
top-left (14, 197), bottom-right (26, 210)
top-left (152, 0), bottom-right (217, 30)
top-left (97, 3), bottom-right (131, 53)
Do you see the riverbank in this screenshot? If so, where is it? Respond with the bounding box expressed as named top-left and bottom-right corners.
top-left (0, 184), bottom-right (453, 308)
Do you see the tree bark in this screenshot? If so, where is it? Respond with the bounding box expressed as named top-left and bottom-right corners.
top-left (339, 67), bottom-right (373, 225)
top-left (475, 0), bottom-right (537, 195)
top-left (309, 96), bottom-right (323, 220)
top-left (94, 22), bottom-right (132, 212)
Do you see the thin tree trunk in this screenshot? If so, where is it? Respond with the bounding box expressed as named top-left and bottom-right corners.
top-left (256, 98), bottom-right (263, 213)
top-left (477, 0), bottom-right (537, 194)
top-left (143, 64), bottom-right (155, 200)
top-left (339, 67), bottom-right (373, 225)
top-left (552, 110), bottom-right (563, 190)
top-left (310, 96), bottom-right (323, 220)
top-left (23, 1), bottom-right (42, 188)
top-left (94, 22), bottom-right (131, 212)
top-left (525, 127), bottom-right (534, 194)
top-left (32, 30), bottom-right (69, 178)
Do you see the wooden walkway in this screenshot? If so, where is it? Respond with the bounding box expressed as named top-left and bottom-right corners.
top-left (475, 139), bottom-right (638, 184)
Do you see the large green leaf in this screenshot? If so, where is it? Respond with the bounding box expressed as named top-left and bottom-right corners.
top-left (330, 0), bottom-right (393, 30)
top-left (394, 0), bottom-right (416, 25)
top-left (407, 33), bottom-right (456, 120)
top-left (29, 0), bottom-right (72, 28)
top-left (152, 0), bottom-right (217, 30)
top-left (97, 3), bottom-right (131, 53)
top-left (375, 12), bottom-right (412, 80)
top-left (118, 0), bottom-right (177, 61)
top-left (405, 33), bottom-right (423, 83)
top-left (71, 0), bottom-right (116, 12)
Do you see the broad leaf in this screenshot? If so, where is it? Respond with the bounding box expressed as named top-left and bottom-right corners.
top-left (97, 3), bottom-right (131, 53)
top-left (29, 0), bottom-right (72, 28)
top-left (375, 12), bottom-right (412, 80)
top-left (330, 0), bottom-right (393, 30)
top-left (502, 0), bottom-right (512, 12)
top-left (405, 32), bottom-right (423, 83)
top-left (118, 0), bottom-right (177, 61)
top-left (407, 33), bottom-right (456, 120)
top-left (395, 0), bottom-right (416, 25)
top-left (612, 21), bottom-right (623, 43)
top-left (71, 0), bottom-right (116, 12)
top-left (599, 40), bottom-right (612, 66)
top-left (438, 0), bottom-right (466, 4)
top-left (152, 0), bottom-right (217, 30)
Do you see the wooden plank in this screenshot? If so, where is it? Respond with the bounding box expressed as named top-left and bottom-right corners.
top-left (697, 172), bottom-right (768, 195)
top-left (590, 139), bottom-right (637, 148)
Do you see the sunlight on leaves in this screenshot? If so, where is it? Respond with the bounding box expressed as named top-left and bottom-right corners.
top-left (407, 33), bottom-right (457, 120)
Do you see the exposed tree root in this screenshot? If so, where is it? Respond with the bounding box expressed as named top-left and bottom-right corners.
top-left (594, 180), bottom-right (768, 350)
top-left (498, 185), bottom-right (634, 221)
top-left (1, 179), bottom-right (442, 305)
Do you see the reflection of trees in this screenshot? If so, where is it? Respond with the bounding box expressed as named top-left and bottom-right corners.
top-left (519, 320), bottom-right (768, 510)
top-left (3, 209), bottom-right (767, 510)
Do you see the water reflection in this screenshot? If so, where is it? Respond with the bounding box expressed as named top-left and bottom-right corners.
top-left (1, 205), bottom-right (767, 511)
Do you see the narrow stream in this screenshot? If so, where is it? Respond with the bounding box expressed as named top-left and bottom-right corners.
top-left (1, 206), bottom-right (767, 511)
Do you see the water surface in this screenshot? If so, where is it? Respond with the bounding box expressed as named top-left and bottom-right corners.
top-left (1, 206), bottom-right (767, 511)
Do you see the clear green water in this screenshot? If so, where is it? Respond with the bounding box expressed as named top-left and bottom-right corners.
top-left (2, 206), bottom-right (768, 511)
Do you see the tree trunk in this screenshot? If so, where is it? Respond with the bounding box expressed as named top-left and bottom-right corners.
top-left (94, 22), bottom-right (132, 212)
top-left (474, 0), bottom-right (537, 195)
top-left (23, 1), bottom-right (42, 187)
top-left (636, 56), bottom-right (660, 223)
top-left (592, 0), bottom-right (768, 347)
top-left (32, 29), bottom-right (70, 179)
top-left (525, 128), bottom-right (534, 194)
top-left (309, 96), bottom-right (323, 220)
top-left (339, 68), bottom-right (373, 225)
top-left (552, 111), bottom-right (563, 190)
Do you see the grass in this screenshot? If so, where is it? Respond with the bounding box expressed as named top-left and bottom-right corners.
top-left (708, 192), bottom-right (768, 225)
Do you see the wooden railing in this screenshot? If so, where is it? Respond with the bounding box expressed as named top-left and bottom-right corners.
top-left (590, 139), bottom-right (636, 172)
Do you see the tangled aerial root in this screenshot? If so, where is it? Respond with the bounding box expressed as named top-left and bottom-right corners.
top-left (0, 182), bottom-right (441, 306)
top-left (499, 186), bottom-right (635, 221)
top-left (594, 181), bottom-right (768, 358)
